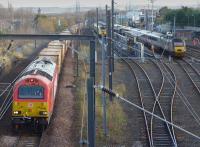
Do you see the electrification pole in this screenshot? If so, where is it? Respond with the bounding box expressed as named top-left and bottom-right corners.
top-left (102, 6), bottom-right (107, 133)
top-left (151, 0), bottom-right (154, 31)
top-left (75, 0), bottom-right (80, 77)
top-left (111, 0), bottom-right (114, 73)
top-left (173, 16), bottom-right (176, 38)
top-left (88, 40), bottom-right (96, 147)
top-left (33, 8), bottom-right (41, 49)
top-left (96, 8), bottom-right (99, 35)
top-left (106, 8), bottom-right (112, 102)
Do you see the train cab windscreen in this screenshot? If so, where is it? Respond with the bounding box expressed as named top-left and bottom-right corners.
top-left (173, 39), bottom-right (184, 47)
top-left (18, 86), bottom-right (44, 99)
top-left (100, 26), bottom-right (106, 30)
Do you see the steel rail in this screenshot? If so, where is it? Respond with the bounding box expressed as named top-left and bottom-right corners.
top-left (186, 46), bottom-right (200, 60)
top-left (0, 85), bottom-right (13, 120)
top-left (0, 97), bottom-right (12, 120)
top-left (114, 48), bottom-right (153, 146)
top-left (177, 60), bottom-right (200, 94)
top-left (185, 54), bottom-right (200, 61)
top-left (160, 61), bottom-right (178, 145)
top-left (165, 63), bottom-right (200, 126)
top-left (187, 45), bottom-right (200, 53)
top-left (114, 43), bottom-right (176, 146)
top-left (149, 60), bottom-right (177, 146)
top-left (0, 57), bottom-right (37, 99)
top-left (13, 134), bottom-right (41, 147)
top-left (0, 57), bottom-right (38, 121)
top-left (176, 59), bottom-right (200, 124)
top-left (132, 60), bottom-right (176, 146)
top-left (115, 37), bottom-right (200, 126)
top-left (183, 59), bottom-right (200, 76)
top-left (114, 47), bottom-right (176, 146)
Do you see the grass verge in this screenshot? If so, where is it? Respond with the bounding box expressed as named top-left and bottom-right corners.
top-left (75, 44), bottom-right (127, 146)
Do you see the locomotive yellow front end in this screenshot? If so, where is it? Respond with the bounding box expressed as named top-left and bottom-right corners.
top-left (12, 77), bottom-right (50, 131)
top-left (101, 29), bottom-right (107, 37)
top-left (99, 26), bottom-right (107, 37)
top-left (173, 38), bottom-right (186, 57)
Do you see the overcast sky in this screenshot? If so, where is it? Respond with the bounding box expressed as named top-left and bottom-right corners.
top-left (0, 0), bottom-right (199, 8)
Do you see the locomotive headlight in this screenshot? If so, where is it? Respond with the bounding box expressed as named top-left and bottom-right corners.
top-left (39, 111), bottom-right (48, 115)
top-left (14, 111), bottom-right (18, 114)
top-left (13, 111), bottom-right (21, 115)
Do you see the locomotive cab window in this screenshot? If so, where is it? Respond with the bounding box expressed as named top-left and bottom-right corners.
top-left (173, 39), bottom-right (184, 47)
top-left (100, 26), bottom-right (105, 30)
top-left (18, 86), bottom-right (44, 99)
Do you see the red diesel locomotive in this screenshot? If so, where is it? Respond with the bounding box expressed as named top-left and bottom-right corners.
top-left (12, 58), bottom-right (59, 130)
top-left (12, 32), bottom-right (70, 131)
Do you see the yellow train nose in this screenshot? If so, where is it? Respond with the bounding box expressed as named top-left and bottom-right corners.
top-left (174, 47), bottom-right (186, 57)
top-left (12, 102), bottom-right (48, 117)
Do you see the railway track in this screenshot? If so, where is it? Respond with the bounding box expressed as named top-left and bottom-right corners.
top-left (168, 59), bottom-right (200, 146)
top-left (137, 60), bottom-right (176, 147)
top-left (148, 60), bottom-right (177, 147)
top-left (0, 83), bottom-right (11, 93)
top-left (177, 59), bottom-right (200, 95)
top-left (0, 43), bottom-right (46, 147)
top-left (14, 134), bottom-right (41, 147)
top-left (0, 58), bottom-right (37, 121)
top-left (0, 58), bottom-right (43, 146)
top-left (155, 60), bottom-right (179, 145)
top-left (114, 48), bottom-right (177, 146)
top-left (186, 46), bottom-right (200, 60)
top-left (113, 37), bottom-right (200, 145)
top-left (115, 53), bottom-right (153, 146)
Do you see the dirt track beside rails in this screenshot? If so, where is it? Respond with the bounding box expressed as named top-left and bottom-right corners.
top-left (40, 50), bottom-right (75, 147)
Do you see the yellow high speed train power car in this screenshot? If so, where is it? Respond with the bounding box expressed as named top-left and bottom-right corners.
top-left (114, 25), bottom-right (186, 58)
top-left (94, 22), bottom-right (107, 38)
